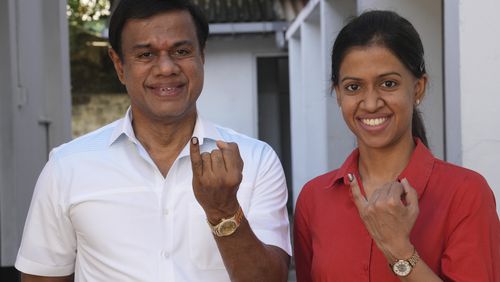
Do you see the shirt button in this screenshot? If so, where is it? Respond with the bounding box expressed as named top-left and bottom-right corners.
top-left (363, 265), bottom-right (369, 272)
top-left (163, 209), bottom-right (169, 215)
top-left (161, 250), bottom-right (170, 259)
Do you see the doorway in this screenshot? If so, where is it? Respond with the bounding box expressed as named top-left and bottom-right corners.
top-left (257, 56), bottom-right (293, 212)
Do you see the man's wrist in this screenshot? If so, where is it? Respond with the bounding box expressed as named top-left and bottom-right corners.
top-left (205, 203), bottom-right (240, 225)
top-left (207, 205), bottom-right (244, 237)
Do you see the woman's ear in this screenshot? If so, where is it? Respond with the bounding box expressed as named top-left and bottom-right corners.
top-left (334, 85), bottom-right (342, 108)
top-left (414, 74), bottom-right (428, 104)
top-left (108, 48), bottom-right (126, 85)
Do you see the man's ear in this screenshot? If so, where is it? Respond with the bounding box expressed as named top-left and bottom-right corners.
top-left (108, 48), bottom-right (125, 84)
top-left (414, 74), bottom-right (428, 103)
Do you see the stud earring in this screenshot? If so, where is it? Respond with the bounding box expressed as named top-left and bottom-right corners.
top-left (415, 99), bottom-right (421, 106)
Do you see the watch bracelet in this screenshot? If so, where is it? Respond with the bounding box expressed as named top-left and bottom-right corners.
top-left (389, 248), bottom-right (420, 268)
top-left (408, 250), bottom-right (420, 266)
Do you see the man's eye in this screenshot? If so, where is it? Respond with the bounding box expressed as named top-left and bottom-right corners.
top-left (138, 52), bottom-right (153, 59)
top-left (345, 84), bottom-right (360, 92)
top-left (174, 49), bottom-right (191, 57)
top-left (381, 80), bottom-right (397, 88)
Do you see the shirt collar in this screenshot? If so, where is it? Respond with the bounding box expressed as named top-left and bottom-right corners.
top-left (107, 107), bottom-right (223, 151)
top-left (328, 139), bottom-right (435, 198)
top-left (329, 148), bottom-right (360, 188)
top-left (108, 107), bottom-right (136, 146)
top-left (177, 113), bottom-right (223, 158)
top-left (397, 139), bottom-right (435, 198)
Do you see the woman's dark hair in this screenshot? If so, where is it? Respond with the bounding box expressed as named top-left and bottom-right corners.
top-left (108, 0), bottom-right (209, 59)
top-left (331, 10), bottom-right (428, 147)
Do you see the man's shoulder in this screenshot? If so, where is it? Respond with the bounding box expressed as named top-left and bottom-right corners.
top-left (50, 119), bottom-right (121, 160)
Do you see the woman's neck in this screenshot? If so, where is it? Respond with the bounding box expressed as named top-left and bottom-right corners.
top-left (357, 135), bottom-right (415, 195)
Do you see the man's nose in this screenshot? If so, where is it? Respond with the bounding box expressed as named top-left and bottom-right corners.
top-left (154, 55), bottom-right (180, 76)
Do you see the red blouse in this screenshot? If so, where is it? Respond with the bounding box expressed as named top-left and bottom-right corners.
top-left (294, 140), bottom-right (500, 281)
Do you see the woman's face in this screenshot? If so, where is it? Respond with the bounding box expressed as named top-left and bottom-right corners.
top-left (334, 45), bottom-right (426, 150)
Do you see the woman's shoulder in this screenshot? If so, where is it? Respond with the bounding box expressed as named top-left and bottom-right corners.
top-left (297, 169), bottom-right (342, 201)
top-left (431, 159), bottom-right (495, 207)
top-left (433, 159), bottom-right (489, 187)
top-left (305, 169), bottom-right (342, 188)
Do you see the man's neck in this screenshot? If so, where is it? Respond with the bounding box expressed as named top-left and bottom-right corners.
top-left (131, 109), bottom-right (198, 177)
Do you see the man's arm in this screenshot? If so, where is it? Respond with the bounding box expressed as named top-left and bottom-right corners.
top-left (213, 219), bottom-right (290, 281)
top-left (21, 273), bottom-right (73, 282)
top-left (190, 137), bottom-right (290, 281)
top-left (16, 158), bottom-right (77, 282)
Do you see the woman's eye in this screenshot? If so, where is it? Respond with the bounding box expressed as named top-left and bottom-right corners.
top-left (381, 80), bottom-right (398, 88)
top-left (345, 84), bottom-right (360, 92)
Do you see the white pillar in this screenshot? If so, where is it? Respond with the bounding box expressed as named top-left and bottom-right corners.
top-left (455, 0), bottom-right (500, 214)
top-left (286, 0), bottom-right (356, 206)
top-left (0, 0), bottom-right (71, 266)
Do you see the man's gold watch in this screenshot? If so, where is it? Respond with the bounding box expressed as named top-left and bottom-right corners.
top-left (390, 249), bottom-right (420, 277)
top-left (207, 206), bottom-right (244, 237)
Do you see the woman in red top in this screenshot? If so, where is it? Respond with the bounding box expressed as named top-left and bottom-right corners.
top-left (294, 10), bottom-right (500, 282)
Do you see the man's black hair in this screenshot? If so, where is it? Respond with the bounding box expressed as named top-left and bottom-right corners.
top-left (108, 0), bottom-right (209, 58)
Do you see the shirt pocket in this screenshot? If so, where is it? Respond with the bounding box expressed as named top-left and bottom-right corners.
top-left (188, 202), bottom-right (225, 270)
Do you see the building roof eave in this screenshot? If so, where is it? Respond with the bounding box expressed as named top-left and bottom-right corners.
top-left (209, 21), bottom-right (288, 35)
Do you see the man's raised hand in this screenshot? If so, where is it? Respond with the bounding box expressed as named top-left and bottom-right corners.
top-left (190, 137), bottom-right (244, 223)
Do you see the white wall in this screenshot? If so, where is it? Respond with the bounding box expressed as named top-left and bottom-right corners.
top-left (199, 36), bottom-right (285, 138)
top-left (457, 0), bottom-right (500, 214)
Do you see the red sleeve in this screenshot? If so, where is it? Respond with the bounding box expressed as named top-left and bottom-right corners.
top-left (441, 173), bottom-right (500, 282)
top-left (293, 186), bottom-right (313, 282)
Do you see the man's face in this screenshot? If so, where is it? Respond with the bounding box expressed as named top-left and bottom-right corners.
top-left (109, 10), bottom-right (204, 124)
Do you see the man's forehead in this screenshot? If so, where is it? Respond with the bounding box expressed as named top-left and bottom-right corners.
top-left (121, 10), bottom-right (198, 47)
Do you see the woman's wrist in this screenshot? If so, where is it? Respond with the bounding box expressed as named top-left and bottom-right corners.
top-left (383, 240), bottom-right (414, 262)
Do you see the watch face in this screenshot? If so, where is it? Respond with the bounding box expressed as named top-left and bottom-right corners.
top-left (218, 220), bottom-right (237, 236)
top-left (392, 260), bottom-right (412, 277)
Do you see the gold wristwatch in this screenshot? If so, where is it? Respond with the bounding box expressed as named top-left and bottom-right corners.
top-left (207, 206), bottom-right (243, 237)
top-left (390, 249), bottom-right (420, 277)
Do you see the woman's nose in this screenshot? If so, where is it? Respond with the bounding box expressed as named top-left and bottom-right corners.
top-left (360, 88), bottom-right (384, 112)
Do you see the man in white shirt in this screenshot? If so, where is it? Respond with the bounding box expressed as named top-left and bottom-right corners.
top-left (15, 0), bottom-right (291, 281)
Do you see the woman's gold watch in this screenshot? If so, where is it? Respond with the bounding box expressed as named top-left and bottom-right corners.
top-left (390, 249), bottom-right (420, 277)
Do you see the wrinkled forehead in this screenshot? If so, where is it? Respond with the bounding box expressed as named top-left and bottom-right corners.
top-left (120, 10), bottom-right (198, 48)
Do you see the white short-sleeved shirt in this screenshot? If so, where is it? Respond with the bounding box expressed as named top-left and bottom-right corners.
top-left (15, 110), bottom-right (291, 281)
